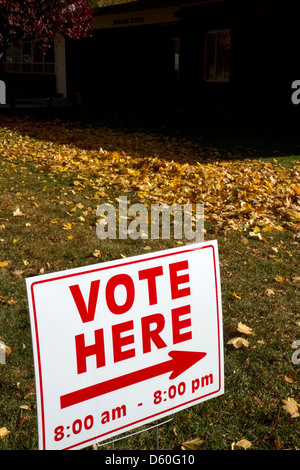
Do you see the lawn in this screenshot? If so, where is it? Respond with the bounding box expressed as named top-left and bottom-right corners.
top-left (0, 110), bottom-right (299, 451)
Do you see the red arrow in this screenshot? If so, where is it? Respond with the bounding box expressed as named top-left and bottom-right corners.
top-left (60, 350), bottom-right (206, 409)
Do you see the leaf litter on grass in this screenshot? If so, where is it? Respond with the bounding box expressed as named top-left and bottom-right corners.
top-left (0, 116), bottom-right (299, 236)
top-left (0, 116), bottom-right (299, 450)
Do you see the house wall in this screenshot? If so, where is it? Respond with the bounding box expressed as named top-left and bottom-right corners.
top-left (179, 1), bottom-right (232, 105)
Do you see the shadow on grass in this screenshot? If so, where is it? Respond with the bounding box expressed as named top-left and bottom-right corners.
top-left (0, 101), bottom-right (300, 166)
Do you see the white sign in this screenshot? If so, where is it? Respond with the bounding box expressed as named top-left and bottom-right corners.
top-left (26, 241), bottom-right (224, 450)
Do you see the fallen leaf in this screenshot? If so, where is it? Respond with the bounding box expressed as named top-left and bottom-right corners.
top-left (181, 438), bottom-right (204, 450)
top-left (93, 249), bottom-right (101, 258)
top-left (264, 288), bottom-right (275, 297)
top-left (19, 405), bottom-right (31, 411)
top-left (0, 261), bottom-right (10, 267)
top-left (18, 416), bottom-right (31, 428)
top-left (291, 184), bottom-right (300, 195)
top-left (13, 207), bottom-right (24, 216)
top-left (0, 296), bottom-right (15, 305)
top-left (231, 439), bottom-right (252, 450)
top-left (62, 222), bottom-right (74, 230)
top-left (230, 292), bottom-right (242, 300)
top-left (274, 276), bottom-right (285, 283)
top-left (284, 371), bottom-right (297, 384)
top-left (0, 427), bottom-right (10, 439)
top-left (227, 337), bottom-right (249, 348)
top-left (237, 322), bottom-right (255, 335)
top-left (282, 397), bottom-right (299, 418)
top-left (249, 231), bottom-right (262, 240)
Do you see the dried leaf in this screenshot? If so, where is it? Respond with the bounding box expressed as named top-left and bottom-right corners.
top-left (181, 438), bottom-right (204, 450)
top-left (237, 322), bottom-right (255, 335)
top-left (282, 398), bottom-right (300, 418)
top-left (284, 371), bottom-right (297, 383)
top-left (230, 292), bottom-right (242, 300)
top-left (227, 337), bottom-right (249, 349)
top-left (0, 260), bottom-right (10, 267)
top-left (19, 405), bottom-right (31, 411)
top-left (0, 427), bottom-right (10, 439)
top-left (264, 288), bottom-right (275, 297)
top-left (231, 439), bottom-right (252, 450)
top-left (18, 416), bottom-right (31, 428)
top-left (13, 207), bottom-right (24, 216)
top-left (0, 296), bottom-right (15, 305)
top-left (274, 275), bottom-right (285, 283)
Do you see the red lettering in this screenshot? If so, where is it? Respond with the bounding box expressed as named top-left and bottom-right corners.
top-left (138, 266), bottom-right (163, 305)
top-left (112, 320), bottom-right (135, 362)
top-left (171, 304), bottom-right (192, 344)
top-left (69, 280), bottom-right (100, 324)
top-left (75, 328), bottom-right (105, 374)
top-left (141, 313), bottom-right (167, 353)
top-left (106, 274), bottom-right (135, 314)
top-left (169, 260), bottom-right (191, 299)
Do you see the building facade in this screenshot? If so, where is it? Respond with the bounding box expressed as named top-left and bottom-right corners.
top-left (2, 0), bottom-right (300, 115)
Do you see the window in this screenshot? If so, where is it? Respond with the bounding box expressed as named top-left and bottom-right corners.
top-left (205, 30), bottom-right (231, 82)
top-left (4, 40), bottom-right (55, 74)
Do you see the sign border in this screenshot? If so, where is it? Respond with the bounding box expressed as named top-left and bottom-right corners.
top-left (28, 242), bottom-right (222, 450)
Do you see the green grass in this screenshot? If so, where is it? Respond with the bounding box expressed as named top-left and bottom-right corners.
top-left (0, 114), bottom-right (299, 451)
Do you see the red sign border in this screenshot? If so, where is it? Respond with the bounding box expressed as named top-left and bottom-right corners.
top-left (29, 243), bottom-right (222, 450)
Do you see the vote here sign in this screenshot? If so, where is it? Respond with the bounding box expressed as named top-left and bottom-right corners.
top-left (26, 240), bottom-right (224, 450)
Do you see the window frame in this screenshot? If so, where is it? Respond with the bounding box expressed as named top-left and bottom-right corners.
top-left (204, 29), bottom-right (231, 83)
top-left (3, 39), bottom-right (55, 75)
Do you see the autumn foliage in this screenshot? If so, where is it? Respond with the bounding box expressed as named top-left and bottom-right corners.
top-left (0, 0), bottom-right (94, 55)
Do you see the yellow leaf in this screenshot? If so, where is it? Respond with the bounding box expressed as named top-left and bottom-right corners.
top-left (230, 292), bottom-right (241, 300)
top-left (62, 223), bottom-right (73, 230)
top-left (13, 207), bottom-right (24, 216)
top-left (291, 184), bottom-right (300, 195)
top-left (0, 427), bottom-right (10, 439)
top-left (274, 276), bottom-right (285, 283)
top-left (93, 249), bottom-right (101, 258)
top-left (19, 405), bottom-right (31, 411)
top-left (227, 337), bottom-right (249, 349)
top-left (0, 261), bottom-right (10, 267)
top-left (0, 296), bottom-right (15, 305)
top-left (262, 225), bottom-right (274, 232)
top-left (284, 371), bottom-right (297, 384)
top-left (249, 231), bottom-right (262, 240)
top-left (264, 288), bottom-right (275, 297)
top-left (237, 322), bottom-right (255, 335)
top-left (282, 398), bottom-right (300, 418)
top-left (181, 438), bottom-right (204, 450)
top-left (231, 439), bottom-right (252, 450)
